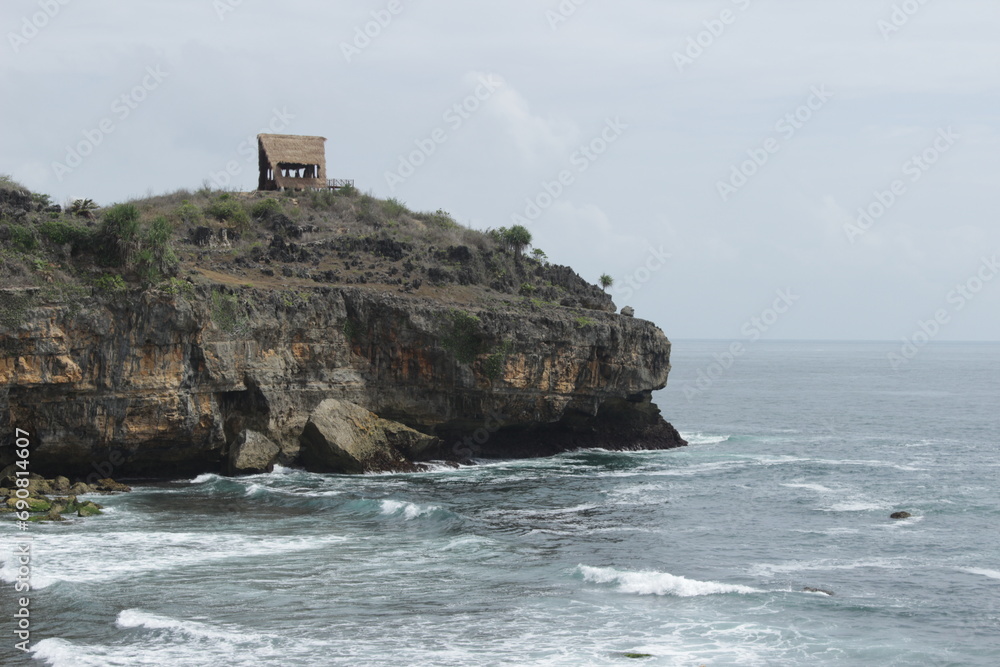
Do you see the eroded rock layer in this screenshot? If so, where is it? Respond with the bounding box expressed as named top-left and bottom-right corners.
top-left (0, 285), bottom-right (684, 477)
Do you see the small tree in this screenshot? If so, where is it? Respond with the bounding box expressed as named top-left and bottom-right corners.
top-left (502, 224), bottom-right (532, 258)
top-left (138, 216), bottom-right (178, 282)
top-left (69, 198), bottom-right (99, 219)
top-left (600, 274), bottom-right (613, 292)
top-left (100, 203), bottom-right (142, 267)
top-left (531, 248), bottom-right (548, 265)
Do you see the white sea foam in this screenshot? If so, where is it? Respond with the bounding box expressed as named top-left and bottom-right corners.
top-left (189, 472), bottom-right (219, 484)
top-left (961, 567), bottom-right (1000, 580)
top-left (680, 432), bottom-right (731, 445)
top-left (116, 609), bottom-right (248, 641)
top-left (781, 482), bottom-right (835, 493)
top-left (379, 499), bottom-right (438, 520)
top-left (578, 565), bottom-right (761, 597)
top-left (3, 532), bottom-right (350, 590)
top-left (824, 500), bottom-right (888, 512)
top-left (33, 611), bottom-right (327, 666)
top-left (749, 557), bottom-right (910, 577)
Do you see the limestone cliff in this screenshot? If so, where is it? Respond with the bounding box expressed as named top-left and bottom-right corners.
top-left (0, 283), bottom-right (682, 476)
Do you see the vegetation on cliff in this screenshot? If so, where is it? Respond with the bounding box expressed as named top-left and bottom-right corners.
top-left (0, 175), bottom-right (615, 317)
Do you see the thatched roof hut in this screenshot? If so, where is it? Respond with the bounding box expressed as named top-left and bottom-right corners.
top-left (258, 134), bottom-right (327, 191)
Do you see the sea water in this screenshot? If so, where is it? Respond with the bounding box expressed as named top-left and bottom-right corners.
top-left (2, 341), bottom-right (998, 665)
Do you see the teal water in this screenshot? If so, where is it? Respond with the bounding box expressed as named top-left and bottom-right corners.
top-left (2, 341), bottom-right (999, 665)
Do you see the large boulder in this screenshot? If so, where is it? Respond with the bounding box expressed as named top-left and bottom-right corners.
top-left (299, 399), bottom-right (440, 473)
top-left (227, 429), bottom-right (280, 475)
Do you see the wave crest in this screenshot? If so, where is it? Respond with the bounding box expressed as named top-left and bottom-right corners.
top-left (578, 565), bottom-right (761, 597)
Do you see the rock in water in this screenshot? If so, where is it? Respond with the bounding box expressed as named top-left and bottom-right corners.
top-left (890, 511), bottom-right (912, 519)
top-left (227, 429), bottom-right (280, 475)
top-left (77, 501), bottom-right (102, 517)
top-left (300, 399), bottom-right (440, 473)
top-left (803, 587), bottom-right (835, 596)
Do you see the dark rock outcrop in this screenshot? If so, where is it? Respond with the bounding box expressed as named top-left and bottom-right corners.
top-left (890, 511), bottom-right (912, 520)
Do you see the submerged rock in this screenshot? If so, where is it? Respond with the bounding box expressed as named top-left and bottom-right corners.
top-left (890, 511), bottom-right (912, 520)
top-left (94, 478), bottom-right (131, 493)
top-left (803, 587), bottom-right (835, 596)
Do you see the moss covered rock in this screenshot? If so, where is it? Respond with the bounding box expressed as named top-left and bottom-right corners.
top-left (77, 501), bottom-right (102, 517)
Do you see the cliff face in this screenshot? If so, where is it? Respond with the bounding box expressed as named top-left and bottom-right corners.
top-left (0, 285), bottom-right (684, 477)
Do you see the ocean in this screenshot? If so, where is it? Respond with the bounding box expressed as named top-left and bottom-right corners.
top-left (2, 340), bottom-right (999, 666)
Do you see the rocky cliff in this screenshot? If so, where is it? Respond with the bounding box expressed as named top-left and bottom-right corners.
top-left (0, 183), bottom-right (684, 478)
top-left (0, 284), bottom-right (682, 477)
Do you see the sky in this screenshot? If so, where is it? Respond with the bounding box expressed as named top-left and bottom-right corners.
top-left (2, 0), bottom-right (998, 343)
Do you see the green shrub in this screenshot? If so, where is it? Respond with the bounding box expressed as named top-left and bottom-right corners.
top-left (574, 316), bottom-right (595, 329)
top-left (441, 310), bottom-right (484, 364)
top-left (31, 193), bottom-right (52, 208)
top-left (484, 340), bottom-right (512, 380)
top-left (210, 290), bottom-right (249, 335)
top-left (342, 318), bottom-right (361, 342)
top-left (383, 198), bottom-right (409, 218)
top-left (250, 198), bottom-right (281, 219)
top-left (519, 283), bottom-right (536, 295)
top-left (174, 200), bottom-right (203, 225)
top-left (205, 199), bottom-right (250, 230)
top-left (0, 174), bottom-right (26, 191)
top-left (94, 274), bottom-right (127, 293)
top-left (160, 277), bottom-right (193, 296)
top-left (39, 219), bottom-right (93, 248)
top-left (417, 208), bottom-right (458, 230)
top-left (100, 203), bottom-right (142, 267)
top-left (8, 225), bottom-right (38, 252)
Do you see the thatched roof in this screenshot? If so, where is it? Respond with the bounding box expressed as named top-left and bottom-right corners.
top-left (258, 134), bottom-right (326, 167)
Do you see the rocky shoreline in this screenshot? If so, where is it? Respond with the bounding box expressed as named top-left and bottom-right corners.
top-left (0, 470), bottom-right (131, 522)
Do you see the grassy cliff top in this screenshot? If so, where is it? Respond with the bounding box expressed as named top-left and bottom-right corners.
top-left (0, 178), bottom-right (615, 315)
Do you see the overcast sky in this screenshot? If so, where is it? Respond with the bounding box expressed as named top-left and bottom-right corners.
top-left (2, 0), bottom-right (998, 342)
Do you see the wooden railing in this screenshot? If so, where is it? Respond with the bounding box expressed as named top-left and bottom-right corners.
top-left (327, 179), bottom-right (355, 189)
